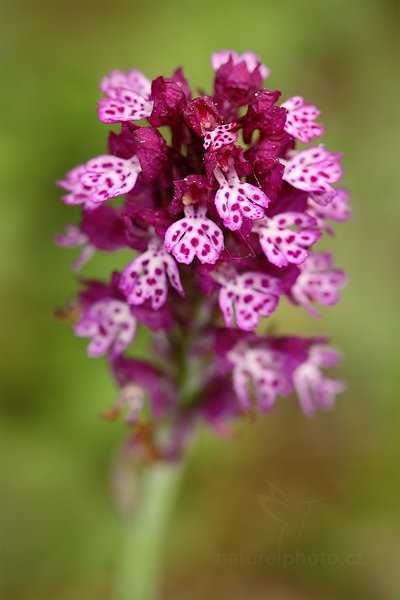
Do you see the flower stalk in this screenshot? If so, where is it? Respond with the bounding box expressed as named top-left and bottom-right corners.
top-left (116, 464), bottom-right (183, 600)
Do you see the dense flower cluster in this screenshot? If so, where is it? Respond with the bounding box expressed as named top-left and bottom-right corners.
top-left (57, 50), bottom-right (350, 462)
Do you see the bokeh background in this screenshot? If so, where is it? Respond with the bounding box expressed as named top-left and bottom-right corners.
top-left (1, 1), bottom-right (399, 598)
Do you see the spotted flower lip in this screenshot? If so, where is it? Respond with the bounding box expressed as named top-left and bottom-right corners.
top-left (119, 238), bottom-right (184, 310)
top-left (293, 345), bottom-right (346, 417)
top-left (252, 212), bottom-right (322, 267)
top-left (228, 341), bottom-right (293, 413)
top-left (214, 267), bottom-right (283, 331)
top-left (213, 164), bottom-right (270, 230)
top-left (57, 49), bottom-right (349, 461)
top-left (307, 188), bottom-right (351, 234)
top-left (58, 155), bottom-right (141, 209)
top-left (74, 298), bottom-right (137, 358)
top-left (164, 203), bottom-right (224, 265)
top-left (98, 69), bottom-right (153, 124)
top-left (282, 145), bottom-right (343, 205)
top-left (291, 252), bottom-right (347, 317)
top-left (203, 123), bottom-right (239, 152)
top-left (281, 96), bottom-right (324, 143)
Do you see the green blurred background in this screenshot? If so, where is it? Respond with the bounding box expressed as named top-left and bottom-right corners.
top-left (1, 1), bottom-right (399, 598)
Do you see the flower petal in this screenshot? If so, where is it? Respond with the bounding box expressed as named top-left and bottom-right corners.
top-left (164, 204), bottom-right (224, 265)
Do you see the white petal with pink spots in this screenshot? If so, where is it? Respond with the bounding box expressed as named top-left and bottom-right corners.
top-left (253, 212), bottom-right (321, 267)
top-left (164, 204), bottom-right (224, 265)
top-left (228, 342), bottom-right (292, 412)
top-left (291, 252), bottom-right (347, 317)
top-left (98, 69), bottom-right (153, 124)
top-left (214, 165), bottom-right (270, 231)
top-left (74, 299), bottom-right (137, 358)
top-left (293, 346), bottom-right (345, 417)
top-left (120, 238), bottom-right (184, 310)
top-left (282, 146), bottom-right (342, 205)
top-left (214, 268), bottom-right (282, 331)
top-left (58, 155), bottom-right (141, 209)
top-left (203, 123), bottom-right (238, 152)
top-left (282, 96), bottom-right (324, 143)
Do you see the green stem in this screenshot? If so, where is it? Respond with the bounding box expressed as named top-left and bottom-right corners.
top-left (116, 464), bottom-right (182, 600)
